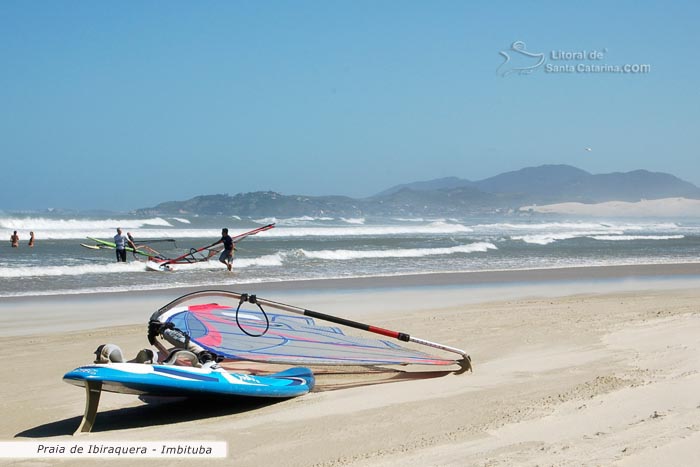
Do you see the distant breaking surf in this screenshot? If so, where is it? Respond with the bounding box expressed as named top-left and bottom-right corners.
top-left (298, 242), bottom-right (497, 260)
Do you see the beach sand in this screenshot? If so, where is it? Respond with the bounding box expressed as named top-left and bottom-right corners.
top-left (1, 265), bottom-right (699, 466)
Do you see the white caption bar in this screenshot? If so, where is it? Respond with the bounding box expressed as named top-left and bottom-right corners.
top-left (0, 441), bottom-right (227, 458)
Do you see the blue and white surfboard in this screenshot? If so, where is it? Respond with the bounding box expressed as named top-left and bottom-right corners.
top-left (63, 363), bottom-right (314, 398)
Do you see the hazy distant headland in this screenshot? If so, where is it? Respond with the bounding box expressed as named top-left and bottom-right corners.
top-left (136, 165), bottom-right (700, 218)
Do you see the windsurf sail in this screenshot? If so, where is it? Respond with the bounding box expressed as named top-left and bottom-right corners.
top-left (82, 238), bottom-right (170, 262)
top-left (229, 223), bottom-right (276, 243)
top-left (83, 237), bottom-right (155, 259)
top-left (132, 245), bottom-right (169, 261)
top-left (154, 245), bottom-right (222, 265)
top-left (138, 238), bottom-right (177, 244)
top-left (148, 290), bottom-right (471, 373)
top-left (152, 223), bottom-right (276, 268)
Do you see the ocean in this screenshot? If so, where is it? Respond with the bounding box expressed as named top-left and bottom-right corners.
top-left (1, 213), bottom-right (699, 298)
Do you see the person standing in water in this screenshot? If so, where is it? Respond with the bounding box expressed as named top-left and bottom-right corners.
top-left (204, 228), bottom-right (236, 271)
top-left (114, 227), bottom-right (136, 263)
top-left (28, 231), bottom-right (35, 248)
top-left (10, 231), bottom-right (19, 247)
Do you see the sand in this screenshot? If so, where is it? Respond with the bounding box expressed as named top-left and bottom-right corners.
top-left (1, 265), bottom-right (699, 466)
top-left (521, 196), bottom-right (700, 217)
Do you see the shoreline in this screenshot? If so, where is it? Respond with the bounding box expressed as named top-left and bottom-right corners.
top-left (3, 261), bottom-right (700, 304)
top-left (2, 262), bottom-right (700, 339)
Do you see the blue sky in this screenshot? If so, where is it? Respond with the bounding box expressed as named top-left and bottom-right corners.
top-left (1, 1), bottom-right (698, 211)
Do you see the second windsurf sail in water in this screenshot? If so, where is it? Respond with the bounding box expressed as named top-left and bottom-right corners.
top-left (146, 223), bottom-right (276, 271)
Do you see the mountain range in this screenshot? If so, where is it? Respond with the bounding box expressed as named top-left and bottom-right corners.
top-left (137, 165), bottom-right (700, 217)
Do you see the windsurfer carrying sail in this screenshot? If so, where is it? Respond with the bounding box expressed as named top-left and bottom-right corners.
top-left (127, 232), bottom-right (138, 252)
top-left (205, 228), bottom-right (236, 271)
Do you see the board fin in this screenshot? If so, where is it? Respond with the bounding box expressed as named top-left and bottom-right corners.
top-left (74, 380), bottom-right (102, 435)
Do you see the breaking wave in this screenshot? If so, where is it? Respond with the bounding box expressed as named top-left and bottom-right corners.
top-left (0, 216), bottom-right (173, 231)
top-left (264, 222), bottom-right (472, 238)
top-left (0, 261), bottom-right (145, 278)
top-left (589, 235), bottom-right (685, 241)
top-left (512, 230), bottom-right (624, 245)
top-left (298, 242), bottom-right (497, 260)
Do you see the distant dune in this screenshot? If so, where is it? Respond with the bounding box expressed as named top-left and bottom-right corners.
top-left (520, 197), bottom-right (700, 217)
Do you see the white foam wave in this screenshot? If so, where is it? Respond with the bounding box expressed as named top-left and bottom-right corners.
top-left (264, 223), bottom-right (473, 238)
top-left (0, 216), bottom-right (473, 240)
top-left (253, 217), bottom-right (278, 225)
top-left (513, 230), bottom-right (625, 245)
top-left (299, 242), bottom-right (496, 260)
top-left (148, 253), bottom-right (285, 272)
top-left (0, 227), bottom-right (272, 241)
top-left (0, 217), bottom-right (177, 240)
top-left (392, 218), bottom-right (427, 222)
top-left (0, 251), bottom-right (285, 278)
top-left (234, 253), bottom-right (284, 268)
top-left (0, 216), bottom-right (173, 231)
top-left (0, 261), bottom-right (145, 278)
top-left (589, 235), bottom-right (685, 241)
top-left (475, 221), bottom-right (681, 232)
top-left (253, 216), bottom-right (335, 226)
top-left (340, 217), bottom-right (365, 225)
top-left (174, 253), bottom-right (284, 270)
top-left (390, 218), bottom-right (454, 223)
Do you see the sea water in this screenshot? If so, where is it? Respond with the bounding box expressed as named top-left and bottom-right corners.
top-left (1, 213), bottom-right (699, 298)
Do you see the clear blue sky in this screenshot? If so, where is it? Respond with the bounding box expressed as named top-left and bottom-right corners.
top-left (1, 1), bottom-right (698, 211)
